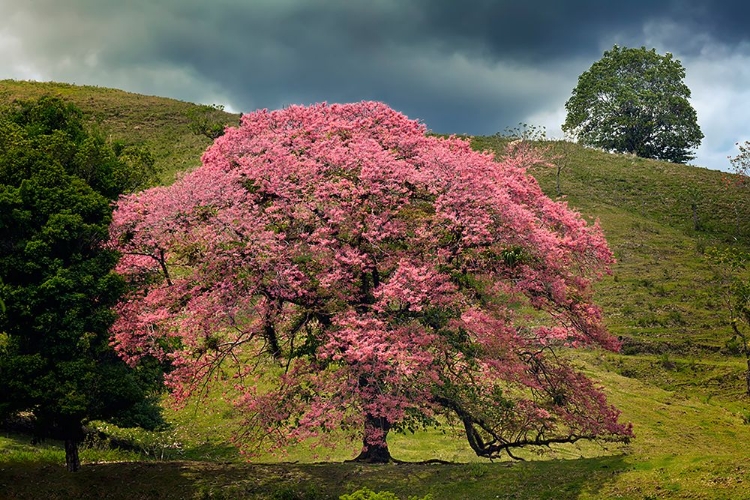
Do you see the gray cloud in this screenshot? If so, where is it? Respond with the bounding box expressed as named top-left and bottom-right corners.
top-left (1, 0), bottom-right (749, 170)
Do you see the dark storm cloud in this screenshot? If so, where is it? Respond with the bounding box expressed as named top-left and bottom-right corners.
top-left (115, 0), bottom-right (586, 131)
top-left (1, 0), bottom-right (749, 169)
top-left (421, 0), bottom-right (750, 58)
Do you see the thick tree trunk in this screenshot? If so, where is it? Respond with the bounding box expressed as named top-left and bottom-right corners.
top-left (353, 414), bottom-right (391, 463)
top-left (65, 438), bottom-right (80, 472)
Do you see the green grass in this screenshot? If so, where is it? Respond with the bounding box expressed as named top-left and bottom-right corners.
top-left (0, 79), bottom-right (239, 184)
top-left (0, 458), bottom-right (632, 500)
top-left (5, 353), bottom-right (750, 498)
top-left (3, 82), bottom-right (750, 498)
top-left (472, 135), bottom-right (750, 352)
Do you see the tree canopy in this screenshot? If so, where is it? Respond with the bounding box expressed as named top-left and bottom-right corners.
top-left (110, 102), bottom-right (632, 462)
top-left (563, 45), bottom-right (703, 164)
top-left (0, 96), bottom-right (163, 471)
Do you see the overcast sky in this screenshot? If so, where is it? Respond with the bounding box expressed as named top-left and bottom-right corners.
top-left (1, 0), bottom-right (749, 171)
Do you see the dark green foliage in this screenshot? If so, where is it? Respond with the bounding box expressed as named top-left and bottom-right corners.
top-left (0, 96), bottom-right (163, 471)
top-left (563, 46), bottom-right (703, 164)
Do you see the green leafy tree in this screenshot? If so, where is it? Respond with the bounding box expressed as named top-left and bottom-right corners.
top-left (0, 96), bottom-right (163, 472)
top-left (563, 45), bottom-right (703, 164)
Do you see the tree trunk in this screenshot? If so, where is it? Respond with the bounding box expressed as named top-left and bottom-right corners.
top-left (65, 438), bottom-right (80, 472)
top-left (746, 357), bottom-right (750, 397)
top-left (352, 414), bottom-right (391, 463)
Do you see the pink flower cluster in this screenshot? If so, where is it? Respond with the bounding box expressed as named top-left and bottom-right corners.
top-left (109, 101), bottom-right (631, 458)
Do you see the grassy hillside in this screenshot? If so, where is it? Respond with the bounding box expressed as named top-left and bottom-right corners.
top-left (473, 136), bottom-right (750, 353)
top-left (0, 79), bottom-right (239, 184)
top-left (2, 81), bottom-right (750, 499)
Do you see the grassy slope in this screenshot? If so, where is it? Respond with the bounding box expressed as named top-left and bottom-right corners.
top-left (2, 81), bottom-right (750, 499)
top-left (473, 136), bottom-right (750, 352)
top-left (0, 79), bottom-right (240, 184)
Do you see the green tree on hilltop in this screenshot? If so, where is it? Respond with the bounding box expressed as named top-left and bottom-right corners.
top-left (563, 45), bottom-right (703, 164)
top-left (0, 96), bottom-right (163, 472)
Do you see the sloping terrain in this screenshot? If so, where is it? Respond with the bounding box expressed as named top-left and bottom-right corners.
top-left (473, 135), bottom-right (750, 352)
top-left (2, 81), bottom-right (750, 499)
top-left (0, 79), bottom-right (240, 183)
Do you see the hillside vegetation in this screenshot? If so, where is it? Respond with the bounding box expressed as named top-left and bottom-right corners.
top-left (2, 80), bottom-right (750, 499)
top-left (0, 79), bottom-right (240, 184)
top-left (474, 136), bottom-right (750, 352)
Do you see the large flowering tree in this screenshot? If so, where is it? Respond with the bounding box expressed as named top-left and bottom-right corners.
top-left (110, 102), bottom-right (632, 462)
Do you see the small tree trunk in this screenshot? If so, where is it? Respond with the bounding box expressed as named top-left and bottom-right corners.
top-left (745, 357), bottom-right (750, 397)
top-left (65, 439), bottom-right (80, 472)
top-left (353, 414), bottom-right (391, 463)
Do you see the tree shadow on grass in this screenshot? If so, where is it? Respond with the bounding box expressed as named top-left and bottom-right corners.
top-left (0, 454), bottom-right (630, 500)
top-left (190, 454), bottom-right (630, 500)
top-left (0, 461), bottom-right (197, 500)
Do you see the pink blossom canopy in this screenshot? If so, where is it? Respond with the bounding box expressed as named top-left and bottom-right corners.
top-left (110, 101), bottom-right (631, 460)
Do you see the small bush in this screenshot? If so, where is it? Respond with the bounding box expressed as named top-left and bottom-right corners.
top-left (340, 487), bottom-right (432, 500)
